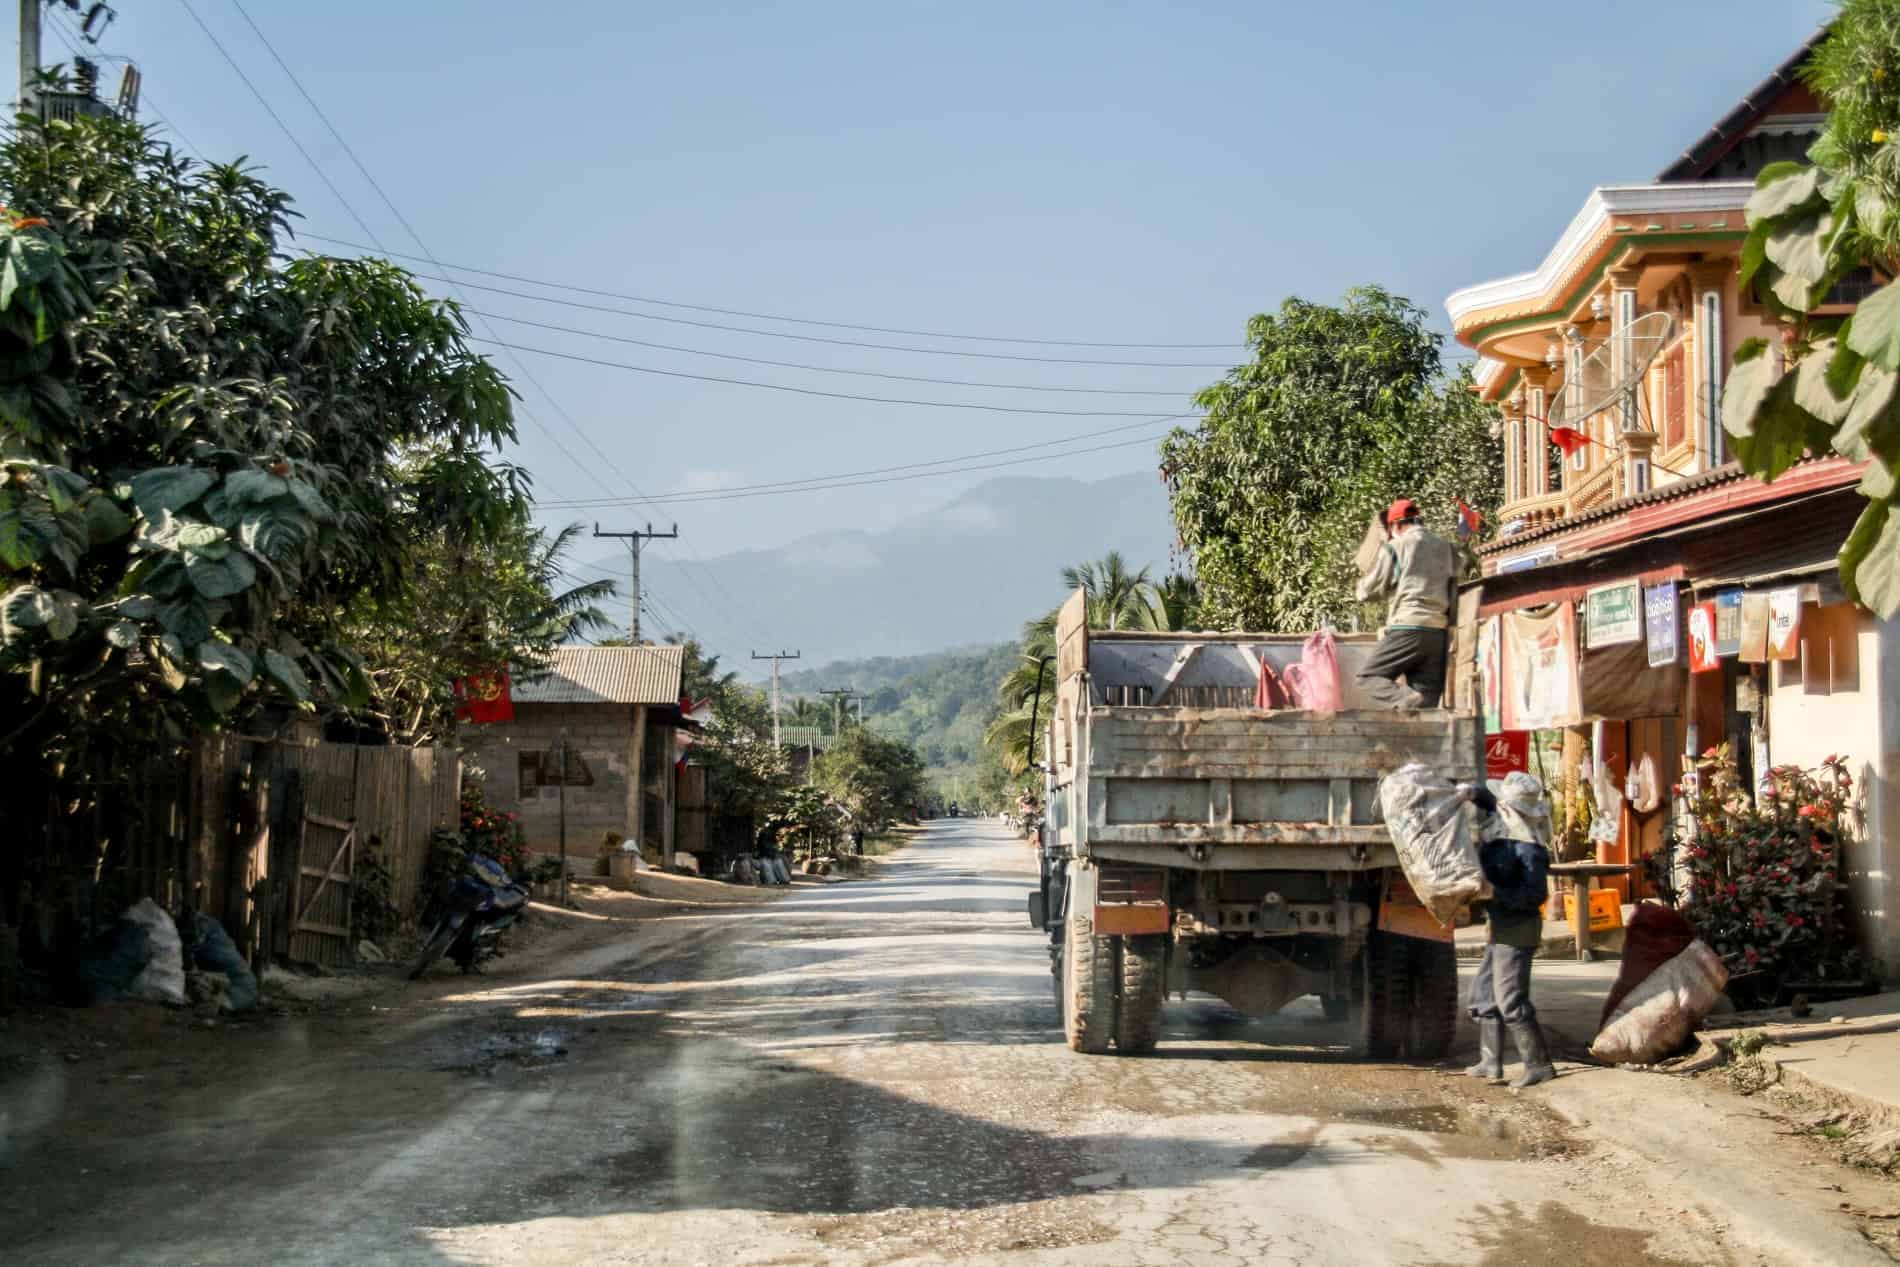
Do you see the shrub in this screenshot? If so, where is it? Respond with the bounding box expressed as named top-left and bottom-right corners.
top-left (1668, 746), bottom-right (1862, 996)
top-left (459, 780), bottom-right (530, 876)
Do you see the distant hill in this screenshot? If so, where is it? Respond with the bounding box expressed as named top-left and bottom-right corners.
top-left (625, 470), bottom-right (1174, 666)
top-left (777, 643), bottom-right (1022, 792)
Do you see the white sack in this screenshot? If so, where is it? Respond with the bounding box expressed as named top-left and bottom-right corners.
top-left (1376, 763), bottom-right (1489, 927)
top-left (1589, 939), bottom-right (1729, 1066)
top-left (124, 897), bottom-right (186, 1006)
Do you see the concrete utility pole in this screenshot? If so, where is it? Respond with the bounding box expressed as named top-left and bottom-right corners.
top-left (819, 686), bottom-right (855, 737)
top-left (19, 0), bottom-right (40, 114)
top-left (593, 522), bottom-right (677, 642)
top-left (752, 650), bottom-right (801, 748)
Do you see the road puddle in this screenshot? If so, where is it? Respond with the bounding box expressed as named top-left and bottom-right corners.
top-left (433, 1026), bottom-right (572, 1076)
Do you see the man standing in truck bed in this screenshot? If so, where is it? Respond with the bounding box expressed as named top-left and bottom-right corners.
top-left (1354, 498), bottom-right (1459, 708)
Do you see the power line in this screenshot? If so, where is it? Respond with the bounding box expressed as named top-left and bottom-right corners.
top-left (463, 309), bottom-right (1194, 397)
top-left (537, 415), bottom-right (1187, 508)
top-left (297, 231), bottom-right (1243, 350)
top-left (465, 338), bottom-right (1187, 417)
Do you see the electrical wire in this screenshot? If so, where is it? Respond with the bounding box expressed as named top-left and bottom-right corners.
top-left (297, 231), bottom-right (1244, 350)
top-left (462, 309), bottom-right (1194, 397)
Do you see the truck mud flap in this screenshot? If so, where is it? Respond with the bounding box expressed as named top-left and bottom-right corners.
top-left (1376, 871), bottom-right (1452, 944)
top-left (1094, 867), bottom-right (1169, 935)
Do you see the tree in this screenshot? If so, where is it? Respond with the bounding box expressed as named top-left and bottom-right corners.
top-left (1719, 3), bottom-right (1900, 616)
top-left (813, 727), bottom-right (926, 831)
top-left (0, 114), bottom-right (521, 759)
top-left (1058, 552), bottom-right (1154, 631)
top-left (1159, 286), bottom-right (1501, 632)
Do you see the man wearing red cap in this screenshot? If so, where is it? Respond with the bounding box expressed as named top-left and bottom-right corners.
top-left (1354, 498), bottom-right (1458, 708)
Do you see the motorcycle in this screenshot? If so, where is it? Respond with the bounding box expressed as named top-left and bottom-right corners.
top-left (408, 853), bottom-right (530, 979)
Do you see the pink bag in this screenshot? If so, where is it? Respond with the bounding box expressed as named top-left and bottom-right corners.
top-left (1281, 629), bottom-right (1344, 713)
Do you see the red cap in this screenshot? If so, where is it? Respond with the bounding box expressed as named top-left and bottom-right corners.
top-left (1384, 498), bottom-right (1419, 528)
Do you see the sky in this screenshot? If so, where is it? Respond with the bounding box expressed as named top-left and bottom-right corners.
top-left (33, 0), bottom-right (1834, 646)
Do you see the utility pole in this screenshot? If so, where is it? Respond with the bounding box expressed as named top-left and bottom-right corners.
top-left (593, 522), bottom-right (677, 642)
top-left (19, 0), bottom-right (40, 114)
top-left (819, 686), bottom-right (854, 737)
top-left (752, 649), bottom-right (801, 747)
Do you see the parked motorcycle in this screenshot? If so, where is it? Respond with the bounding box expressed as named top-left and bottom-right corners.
top-left (408, 853), bottom-right (529, 979)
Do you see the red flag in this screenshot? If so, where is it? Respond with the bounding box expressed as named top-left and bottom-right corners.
top-left (1549, 426), bottom-right (1590, 456)
top-left (455, 670), bottom-right (514, 723)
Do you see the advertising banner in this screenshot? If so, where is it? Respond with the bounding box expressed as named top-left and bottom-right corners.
top-left (1585, 581), bottom-right (1642, 648)
top-left (1688, 600), bottom-right (1720, 673)
top-left (1644, 582), bottom-right (1680, 669)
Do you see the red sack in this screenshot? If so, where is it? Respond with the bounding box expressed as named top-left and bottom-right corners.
top-left (1282, 629), bottom-right (1344, 713)
top-left (1600, 902), bottom-right (1697, 1028)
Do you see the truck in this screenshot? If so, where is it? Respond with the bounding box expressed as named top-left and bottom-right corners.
top-left (1026, 589), bottom-right (1482, 1058)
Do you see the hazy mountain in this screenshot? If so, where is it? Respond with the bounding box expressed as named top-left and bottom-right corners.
top-left (626, 471), bottom-right (1176, 665)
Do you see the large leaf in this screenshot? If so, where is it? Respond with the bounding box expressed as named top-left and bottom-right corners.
top-left (1836, 364), bottom-right (1900, 464)
top-left (1846, 279), bottom-right (1900, 372)
top-left (184, 548), bottom-right (256, 599)
top-left (223, 469), bottom-right (289, 505)
top-left (1793, 342), bottom-right (1853, 425)
top-left (82, 495), bottom-right (132, 545)
top-left (128, 467), bottom-right (216, 519)
top-left (196, 638), bottom-right (255, 684)
top-left (261, 648), bottom-right (311, 703)
top-left (1764, 209), bottom-right (1833, 286)
top-left (1840, 498), bottom-right (1900, 618)
top-left (1722, 348), bottom-right (1782, 442)
top-left (1827, 319), bottom-right (1867, 400)
top-left (1745, 164), bottom-right (1824, 221)
top-left (105, 619), bottom-right (139, 649)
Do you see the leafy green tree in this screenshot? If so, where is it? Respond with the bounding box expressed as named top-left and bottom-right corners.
top-left (1058, 552), bottom-right (1154, 630)
top-left (813, 726), bottom-right (926, 831)
top-left (0, 114), bottom-right (520, 758)
top-left (1719, 2), bottom-right (1900, 615)
top-left (1159, 286), bottom-right (1500, 632)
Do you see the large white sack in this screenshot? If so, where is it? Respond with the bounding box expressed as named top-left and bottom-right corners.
top-left (1590, 939), bottom-right (1728, 1065)
top-left (1376, 763), bottom-right (1489, 926)
top-left (123, 898), bottom-right (186, 1006)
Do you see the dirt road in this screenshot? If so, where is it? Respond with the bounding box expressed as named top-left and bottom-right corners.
top-left (0, 820), bottom-right (1884, 1265)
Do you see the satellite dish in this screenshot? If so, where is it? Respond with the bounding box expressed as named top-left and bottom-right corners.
top-left (1560, 312), bottom-right (1674, 428)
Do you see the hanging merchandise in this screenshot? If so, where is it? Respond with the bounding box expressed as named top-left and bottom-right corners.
top-left (1644, 582), bottom-right (1680, 668)
top-left (1584, 581), bottom-right (1642, 648)
top-left (1714, 589), bottom-right (1743, 657)
top-left (1737, 592), bottom-right (1771, 662)
top-left (1625, 752), bottom-right (1661, 813)
top-left (1687, 600), bottom-right (1721, 673)
top-left (1500, 603), bottom-right (1580, 731)
top-left (1767, 588), bottom-right (1803, 660)
top-left (1478, 615), bottom-right (1502, 733)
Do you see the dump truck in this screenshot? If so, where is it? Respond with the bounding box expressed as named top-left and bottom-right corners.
top-left (1025, 589), bottom-right (1482, 1058)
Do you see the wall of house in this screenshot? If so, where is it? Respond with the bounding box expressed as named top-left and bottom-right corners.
top-left (462, 703), bottom-right (636, 856)
top-left (1765, 606), bottom-right (1898, 977)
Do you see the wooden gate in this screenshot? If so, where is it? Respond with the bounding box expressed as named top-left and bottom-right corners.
top-left (287, 812), bottom-right (356, 966)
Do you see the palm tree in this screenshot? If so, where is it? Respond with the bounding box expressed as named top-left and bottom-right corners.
top-left (1141, 572), bottom-right (1201, 632)
top-left (525, 523), bottom-right (618, 647)
top-left (1060, 551), bottom-right (1156, 631)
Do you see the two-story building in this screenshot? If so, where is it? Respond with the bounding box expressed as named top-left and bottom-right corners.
top-left (1446, 32), bottom-right (1900, 975)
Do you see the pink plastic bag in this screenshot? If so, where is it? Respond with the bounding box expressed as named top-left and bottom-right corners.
top-left (1281, 629), bottom-right (1344, 713)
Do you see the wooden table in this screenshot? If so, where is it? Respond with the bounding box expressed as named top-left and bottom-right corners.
top-left (1547, 862), bottom-right (1635, 962)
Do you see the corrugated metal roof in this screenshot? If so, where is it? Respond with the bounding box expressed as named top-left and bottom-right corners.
top-left (512, 645), bottom-right (684, 706)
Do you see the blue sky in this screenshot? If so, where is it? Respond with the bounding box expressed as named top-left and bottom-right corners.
top-left (42, 0), bottom-right (1832, 642)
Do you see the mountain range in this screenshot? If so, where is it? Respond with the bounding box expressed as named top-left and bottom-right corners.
top-left (625, 470), bottom-right (1177, 667)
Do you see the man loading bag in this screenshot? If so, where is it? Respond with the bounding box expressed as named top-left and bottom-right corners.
top-left (1354, 498), bottom-right (1459, 709)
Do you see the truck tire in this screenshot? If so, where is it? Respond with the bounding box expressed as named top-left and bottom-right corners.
top-left (1114, 934), bottom-right (1167, 1055)
top-left (1403, 937), bottom-right (1460, 1060)
top-left (1063, 914), bottom-right (1115, 1055)
top-left (1355, 930), bottom-right (1411, 1059)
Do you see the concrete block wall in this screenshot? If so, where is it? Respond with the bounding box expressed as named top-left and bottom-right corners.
top-left (462, 703), bottom-right (635, 854)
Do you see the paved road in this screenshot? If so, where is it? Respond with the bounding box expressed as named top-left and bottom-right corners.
top-left (6, 821), bottom-right (1763, 1265)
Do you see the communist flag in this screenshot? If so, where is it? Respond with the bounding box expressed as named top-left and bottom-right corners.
top-left (455, 670), bottom-right (514, 723)
top-left (1549, 426), bottom-right (1590, 457)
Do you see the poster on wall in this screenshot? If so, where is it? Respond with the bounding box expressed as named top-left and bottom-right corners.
top-left (1644, 582), bottom-right (1680, 668)
top-left (1478, 615), bottom-right (1502, 733)
top-left (1584, 581), bottom-right (1642, 648)
top-left (1688, 600), bottom-right (1721, 673)
top-left (1767, 587), bottom-right (1804, 660)
top-left (1738, 592), bottom-right (1771, 662)
top-left (1714, 589), bottom-right (1743, 657)
top-left (1500, 603), bottom-right (1580, 731)
top-left (1485, 730), bottom-right (1530, 779)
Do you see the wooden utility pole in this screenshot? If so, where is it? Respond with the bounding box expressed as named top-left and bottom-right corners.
top-left (752, 650), bottom-right (801, 748)
top-left (19, 0), bottom-right (40, 114)
top-left (818, 686), bottom-right (854, 737)
top-left (593, 522), bottom-right (677, 642)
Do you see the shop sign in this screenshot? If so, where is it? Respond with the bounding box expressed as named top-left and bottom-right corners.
top-left (1767, 587), bottom-right (1803, 660)
top-left (1714, 589), bottom-right (1743, 657)
top-left (1584, 581), bottom-right (1642, 648)
top-left (1688, 600), bottom-right (1720, 673)
top-left (1738, 592), bottom-right (1771, 662)
top-left (1484, 730), bottom-right (1529, 779)
top-left (1644, 582), bottom-right (1679, 668)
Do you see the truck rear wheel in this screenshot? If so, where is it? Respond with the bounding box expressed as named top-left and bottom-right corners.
top-left (1114, 935), bottom-right (1167, 1055)
top-left (1403, 937), bottom-right (1460, 1060)
top-left (1063, 914), bottom-right (1115, 1054)
top-left (1355, 930), bottom-right (1411, 1059)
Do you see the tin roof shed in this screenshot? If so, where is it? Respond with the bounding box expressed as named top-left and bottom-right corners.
top-left (511, 646), bottom-right (684, 706)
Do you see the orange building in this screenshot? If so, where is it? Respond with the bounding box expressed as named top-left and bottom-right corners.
top-left (1445, 33), bottom-right (1900, 976)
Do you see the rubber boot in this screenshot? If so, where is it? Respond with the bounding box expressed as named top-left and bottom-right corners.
top-left (1506, 1019), bottom-right (1557, 1088)
top-left (1464, 1017), bottom-right (1504, 1081)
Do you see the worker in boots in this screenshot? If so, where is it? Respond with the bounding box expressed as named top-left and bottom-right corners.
top-left (1461, 772), bottom-right (1557, 1089)
top-left (1354, 498), bottom-right (1459, 708)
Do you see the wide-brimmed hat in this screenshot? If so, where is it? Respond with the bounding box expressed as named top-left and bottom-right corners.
top-left (1486, 771), bottom-right (1552, 847)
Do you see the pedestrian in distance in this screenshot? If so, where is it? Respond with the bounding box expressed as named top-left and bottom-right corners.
top-left (1461, 771), bottom-right (1558, 1088)
top-left (1353, 498), bottom-right (1460, 709)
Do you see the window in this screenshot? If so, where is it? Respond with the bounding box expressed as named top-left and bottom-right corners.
top-left (1662, 343), bottom-right (1686, 451)
top-left (519, 748), bottom-right (594, 791)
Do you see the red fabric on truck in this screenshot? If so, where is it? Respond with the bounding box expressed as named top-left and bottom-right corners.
top-left (1600, 902), bottom-right (1698, 1028)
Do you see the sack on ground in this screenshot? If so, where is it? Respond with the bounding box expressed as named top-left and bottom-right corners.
top-left (189, 912), bottom-right (259, 1012)
top-left (1376, 763), bottom-right (1489, 926)
top-left (1590, 938), bottom-right (1728, 1065)
top-left (124, 898), bottom-right (186, 1006)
